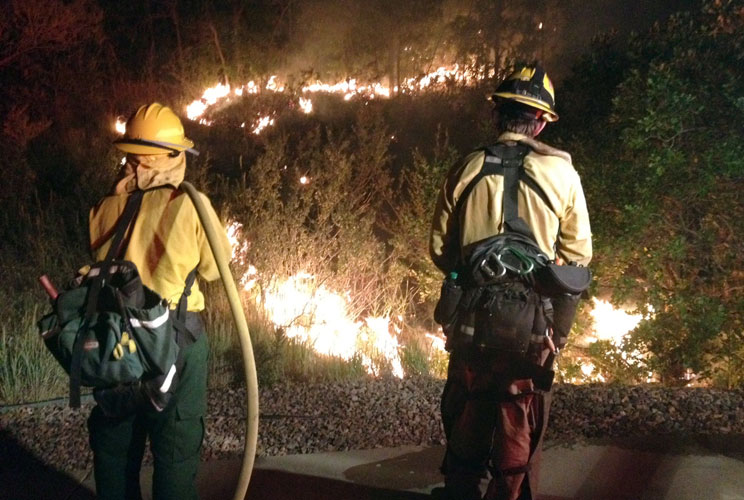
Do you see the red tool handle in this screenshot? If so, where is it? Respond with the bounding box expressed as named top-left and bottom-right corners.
top-left (39, 275), bottom-right (59, 300)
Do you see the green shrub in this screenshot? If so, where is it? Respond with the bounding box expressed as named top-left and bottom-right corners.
top-left (557, 0), bottom-right (744, 387)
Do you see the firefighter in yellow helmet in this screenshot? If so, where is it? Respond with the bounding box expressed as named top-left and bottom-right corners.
top-left (429, 65), bottom-right (592, 500)
top-left (87, 103), bottom-right (230, 500)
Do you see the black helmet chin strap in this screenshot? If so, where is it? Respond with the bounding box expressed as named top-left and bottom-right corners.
top-left (115, 138), bottom-right (200, 156)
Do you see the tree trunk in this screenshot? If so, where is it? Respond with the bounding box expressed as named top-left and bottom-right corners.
top-left (144, 0), bottom-right (155, 82)
top-left (232, 3), bottom-right (245, 81)
top-left (208, 21), bottom-right (229, 86)
top-left (169, 1), bottom-right (185, 86)
top-left (395, 36), bottom-right (401, 95)
top-left (388, 36), bottom-right (401, 97)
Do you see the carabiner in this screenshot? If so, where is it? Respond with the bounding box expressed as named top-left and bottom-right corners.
top-left (496, 248), bottom-right (534, 275)
top-left (479, 254), bottom-right (506, 279)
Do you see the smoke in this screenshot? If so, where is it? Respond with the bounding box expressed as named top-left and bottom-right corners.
top-left (279, 0), bottom-right (698, 85)
top-left (281, 1), bottom-right (373, 83)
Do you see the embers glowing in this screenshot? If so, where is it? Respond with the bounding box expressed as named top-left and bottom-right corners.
top-left (570, 298), bottom-right (655, 383)
top-left (187, 83), bottom-right (231, 120)
top-left (228, 219), bottom-right (654, 383)
top-left (252, 115), bottom-right (275, 135)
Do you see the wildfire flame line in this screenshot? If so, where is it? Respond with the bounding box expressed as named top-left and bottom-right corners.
top-left (179, 63), bottom-right (492, 134)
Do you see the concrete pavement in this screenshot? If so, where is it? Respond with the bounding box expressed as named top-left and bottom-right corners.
top-left (3, 440), bottom-right (744, 499)
top-left (245, 442), bottom-right (744, 500)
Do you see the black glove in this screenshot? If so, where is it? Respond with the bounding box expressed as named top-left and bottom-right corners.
top-left (554, 334), bottom-right (569, 351)
top-left (94, 382), bottom-right (146, 418)
top-left (140, 370), bottom-right (180, 412)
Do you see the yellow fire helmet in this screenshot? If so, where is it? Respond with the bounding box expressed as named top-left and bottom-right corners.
top-left (492, 65), bottom-right (559, 122)
top-left (114, 102), bottom-right (199, 156)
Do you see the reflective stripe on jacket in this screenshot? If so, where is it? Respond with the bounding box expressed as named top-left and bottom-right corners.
top-left (89, 187), bottom-right (230, 311)
top-left (429, 131), bottom-right (592, 274)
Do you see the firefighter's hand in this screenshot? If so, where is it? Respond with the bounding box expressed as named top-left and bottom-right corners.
top-left (93, 382), bottom-right (146, 418)
top-left (543, 332), bottom-right (557, 353)
top-left (141, 372), bottom-right (178, 412)
top-left (554, 334), bottom-right (568, 352)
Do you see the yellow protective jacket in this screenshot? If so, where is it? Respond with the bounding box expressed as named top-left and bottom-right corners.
top-left (89, 187), bottom-right (230, 312)
top-left (430, 132), bottom-right (592, 274)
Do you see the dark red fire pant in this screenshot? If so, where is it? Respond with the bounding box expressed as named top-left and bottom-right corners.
top-left (440, 348), bottom-right (551, 500)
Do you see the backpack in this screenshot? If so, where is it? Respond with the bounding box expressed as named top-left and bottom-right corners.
top-left (434, 143), bottom-right (590, 371)
top-left (37, 189), bottom-right (197, 410)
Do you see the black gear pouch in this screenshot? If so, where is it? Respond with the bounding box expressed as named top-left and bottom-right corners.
top-left (551, 293), bottom-right (581, 339)
top-left (434, 275), bottom-right (463, 331)
top-left (474, 283), bottom-right (537, 354)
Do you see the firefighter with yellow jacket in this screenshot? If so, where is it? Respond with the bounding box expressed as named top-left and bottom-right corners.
top-left (87, 103), bottom-right (230, 500)
top-left (430, 66), bottom-right (592, 500)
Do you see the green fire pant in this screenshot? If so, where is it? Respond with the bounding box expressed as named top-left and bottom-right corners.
top-left (440, 347), bottom-right (551, 500)
top-left (87, 331), bottom-right (208, 500)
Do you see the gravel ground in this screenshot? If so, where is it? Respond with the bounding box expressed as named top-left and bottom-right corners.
top-left (2, 378), bottom-right (744, 472)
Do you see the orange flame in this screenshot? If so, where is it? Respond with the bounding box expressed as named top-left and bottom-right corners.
top-left (181, 62), bottom-right (491, 132)
top-left (252, 115), bottom-right (275, 135)
top-left (114, 116), bottom-right (126, 135)
top-left (227, 222), bottom-right (405, 378)
top-left (299, 97), bottom-right (313, 114)
top-left (588, 298), bottom-right (645, 346)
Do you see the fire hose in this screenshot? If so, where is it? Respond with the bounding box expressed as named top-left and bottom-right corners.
top-left (181, 181), bottom-right (259, 500)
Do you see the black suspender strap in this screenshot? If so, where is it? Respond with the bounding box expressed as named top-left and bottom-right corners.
top-left (170, 267), bottom-right (201, 388)
top-left (453, 154), bottom-right (503, 218)
top-left (84, 190), bottom-right (144, 320)
top-left (501, 152), bottom-right (538, 240)
top-left (176, 268), bottom-right (198, 323)
top-left (449, 143), bottom-right (560, 268)
top-left (172, 267), bottom-right (200, 347)
top-left (502, 155), bottom-right (522, 226)
top-left (103, 191), bottom-right (145, 262)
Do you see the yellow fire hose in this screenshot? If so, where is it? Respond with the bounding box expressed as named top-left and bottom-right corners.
top-left (181, 181), bottom-right (259, 500)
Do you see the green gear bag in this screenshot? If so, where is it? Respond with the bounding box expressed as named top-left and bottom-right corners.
top-left (38, 261), bottom-right (178, 392)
